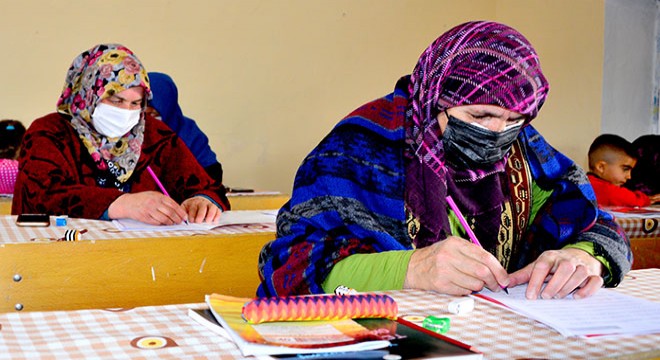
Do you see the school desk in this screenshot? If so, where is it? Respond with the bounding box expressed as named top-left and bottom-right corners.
top-left (0, 268), bottom-right (657, 359)
top-left (0, 215), bottom-right (276, 313)
top-left (617, 215), bottom-right (660, 270)
top-left (0, 196), bottom-right (9, 215)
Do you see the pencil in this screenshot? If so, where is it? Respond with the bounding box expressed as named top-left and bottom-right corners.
top-left (146, 165), bottom-right (188, 224)
top-left (146, 166), bottom-right (170, 197)
top-left (445, 195), bottom-right (509, 294)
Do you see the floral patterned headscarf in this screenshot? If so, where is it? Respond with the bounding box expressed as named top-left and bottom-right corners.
top-left (57, 43), bottom-right (152, 190)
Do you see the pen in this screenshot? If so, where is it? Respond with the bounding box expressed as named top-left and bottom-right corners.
top-left (146, 165), bottom-right (188, 225)
top-left (146, 165), bottom-right (170, 197)
top-left (445, 195), bottom-right (508, 294)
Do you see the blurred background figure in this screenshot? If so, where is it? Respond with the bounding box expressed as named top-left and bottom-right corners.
top-left (147, 72), bottom-right (224, 184)
top-left (0, 119), bottom-right (26, 195)
top-left (624, 134), bottom-right (659, 197)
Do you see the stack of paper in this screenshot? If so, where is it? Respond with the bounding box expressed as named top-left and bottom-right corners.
top-left (475, 285), bottom-right (660, 338)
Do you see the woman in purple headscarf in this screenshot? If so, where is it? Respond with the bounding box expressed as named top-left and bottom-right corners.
top-left (258, 21), bottom-right (631, 300)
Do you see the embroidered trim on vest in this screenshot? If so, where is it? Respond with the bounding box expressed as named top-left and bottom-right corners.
top-left (497, 140), bottom-right (532, 270)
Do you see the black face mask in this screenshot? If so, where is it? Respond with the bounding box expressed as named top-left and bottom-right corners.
top-left (442, 114), bottom-right (522, 167)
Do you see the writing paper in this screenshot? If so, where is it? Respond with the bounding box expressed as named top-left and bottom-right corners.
top-left (475, 285), bottom-right (660, 337)
top-left (112, 210), bottom-right (277, 231)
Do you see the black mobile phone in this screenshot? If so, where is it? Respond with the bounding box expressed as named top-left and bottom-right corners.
top-left (16, 214), bottom-right (51, 227)
top-left (227, 187), bottom-right (254, 193)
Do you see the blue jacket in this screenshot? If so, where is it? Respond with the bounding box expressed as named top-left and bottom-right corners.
top-left (148, 72), bottom-right (223, 182)
top-left (258, 78), bottom-right (632, 296)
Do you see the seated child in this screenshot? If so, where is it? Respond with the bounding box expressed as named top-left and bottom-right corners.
top-left (587, 134), bottom-right (660, 207)
top-left (0, 119), bottom-right (26, 195)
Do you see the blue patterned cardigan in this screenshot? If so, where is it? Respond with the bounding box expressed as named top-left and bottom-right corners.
top-left (258, 81), bottom-right (632, 296)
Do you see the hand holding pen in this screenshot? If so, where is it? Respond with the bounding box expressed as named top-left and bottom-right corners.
top-left (106, 189), bottom-right (188, 225)
top-left (147, 165), bottom-right (222, 224)
top-left (147, 166), bottom-right (189, 225)
top-left (445, 195), bottom-right (509, 294)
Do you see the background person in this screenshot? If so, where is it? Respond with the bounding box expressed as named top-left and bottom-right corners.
top-left (624, 134), bottom-right (660, 197)
top-left (588, 134), bottom-right (660, 207)
top-left (258, 21), bottom-right (632, 300)
top-left (147, 72), bottom-right (224, 184)
top-left (12, 44), bottom-right (229, 224)
top-left (0, 119), bottom-right (26, 195)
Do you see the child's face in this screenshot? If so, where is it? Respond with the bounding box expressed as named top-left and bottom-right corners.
top-left (599, 153), bottom-right (636, 186)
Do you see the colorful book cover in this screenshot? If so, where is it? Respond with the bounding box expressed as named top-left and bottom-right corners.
top-left (196, 294), bottom-right (482, 359)
top-left (205, 294), bottom-right (391, 356)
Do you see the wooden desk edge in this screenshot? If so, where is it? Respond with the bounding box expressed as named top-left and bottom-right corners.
top-left (227, 193), bottom-right (289, 210)
top-left (0, 198), bottom-right (11, 215)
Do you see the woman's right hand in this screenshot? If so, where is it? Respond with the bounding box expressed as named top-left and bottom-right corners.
top-left (404, 236), bottom-right (510, 295)
top-left (108, 191), bottom-right (188, 225)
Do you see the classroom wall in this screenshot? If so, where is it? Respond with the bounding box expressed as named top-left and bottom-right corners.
top-left (602, 0), bottom-right (657, 140)
top-left (0, 0), bottom-right (604, 193)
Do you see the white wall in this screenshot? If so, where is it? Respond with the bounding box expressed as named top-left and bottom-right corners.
top-left (602, 0), bottom-right (658, 140)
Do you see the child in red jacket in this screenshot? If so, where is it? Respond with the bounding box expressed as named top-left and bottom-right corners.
top-left (588, 134), bottom-right (660, 207)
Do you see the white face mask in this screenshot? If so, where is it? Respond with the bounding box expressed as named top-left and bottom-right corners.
top-left (91, 103), bottom-right (141, 138)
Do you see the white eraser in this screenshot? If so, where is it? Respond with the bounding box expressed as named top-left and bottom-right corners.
top-left (448, 297), bottom-right (474, 315)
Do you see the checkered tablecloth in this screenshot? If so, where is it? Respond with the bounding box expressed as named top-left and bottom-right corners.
top-left (615, 217), bottom-right (660, 239)
top-left (0, 269), bottom-right (658, 359)
top-left (393, 268), bottom-right (660, 360)
top-left (0, 215), bottom-right (276, 244)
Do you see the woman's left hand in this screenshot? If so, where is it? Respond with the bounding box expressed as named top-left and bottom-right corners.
top-left (507, 248), bottom-right (603, 300)
top-left (181, 196), bottom-right (223, 223)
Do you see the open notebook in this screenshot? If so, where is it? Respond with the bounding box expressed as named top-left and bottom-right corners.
top-left (112, 210), bottom-right (277, 231)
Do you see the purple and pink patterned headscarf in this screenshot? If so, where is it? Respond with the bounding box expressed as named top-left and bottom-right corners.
top-left (57, 44), bottom-right (151, 188)
top-left (405, 21), bottom-right (549, 247)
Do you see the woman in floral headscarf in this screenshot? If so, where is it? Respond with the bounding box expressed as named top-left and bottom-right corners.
top-left (12, 44), bottom-right (229, 224)
top-left (258, 21), bottom-right (632, 300)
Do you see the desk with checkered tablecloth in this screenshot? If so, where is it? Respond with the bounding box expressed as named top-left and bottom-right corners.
top-left (613, 211), bottom-right (660, 269)
top-left (0, 268), bottom-right (658, 359)
top-left (0, 215), bottom-right (276, 313)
